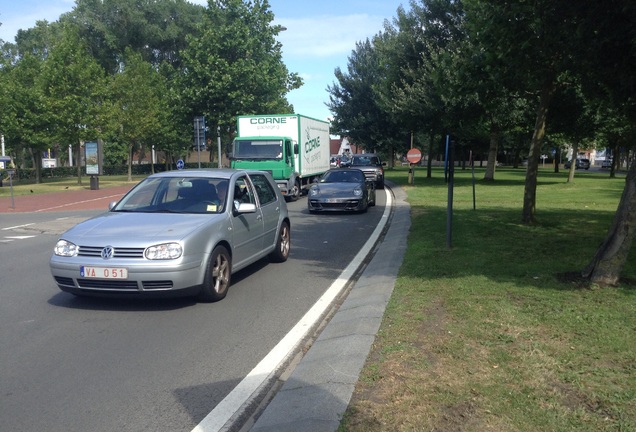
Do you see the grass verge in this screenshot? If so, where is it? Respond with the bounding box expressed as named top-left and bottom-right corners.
top-left (340, 166), bottom-right (636, 432)
top-left (0, 175), bottom-right (145, 197)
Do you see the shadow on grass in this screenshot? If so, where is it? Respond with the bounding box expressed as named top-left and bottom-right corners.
top-left (401, 204), bottom-right (636, 294)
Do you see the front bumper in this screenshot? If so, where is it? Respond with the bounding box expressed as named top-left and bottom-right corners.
top-left (308, 198), bottom-right (366, 212)
top-left (49, 255), bottom-right (206, 298)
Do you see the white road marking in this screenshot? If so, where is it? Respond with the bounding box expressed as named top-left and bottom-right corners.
top-left (192, 190), bottom-right (393, 432)
top-left (34, 194), bottom-right (122, 212)
top-left (2, 223), bottom-right (35, 230)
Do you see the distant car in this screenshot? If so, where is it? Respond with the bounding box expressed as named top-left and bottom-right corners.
top-left (564, 158), bottom-right (590, 170)
top-left (350, 153), bottom-right (385, 188)
top-left (307, 168), bottom-right (376, 213)
top-left (601, 159), bottom-right (613, 169)
top-left (49, 169), bottom-right (290, 302)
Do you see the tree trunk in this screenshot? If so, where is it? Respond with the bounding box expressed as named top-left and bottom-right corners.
top-left (426, 131), bottom-right (434, 179)
top-left (483, 120), bottom-right (499, 181)
top-left (76, 141), bottom-right (83, 185)
top-left (32, 148), bottom-right (42, 184)
top-left (582, 161), bottom-right (636, 285)
top-left (522, 76), bottom-right (557, 224)
top-left (127, 144), bottom-right (133, 182)
top-left (567, 142), bottom-right (579, 183)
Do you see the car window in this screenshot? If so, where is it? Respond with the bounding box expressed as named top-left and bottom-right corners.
top-left (234, 176), bottom-right (256, 205)
top-left (250, 174), bottom-right (277, 206)
top-left (113, 177), bottom-right (229, 214)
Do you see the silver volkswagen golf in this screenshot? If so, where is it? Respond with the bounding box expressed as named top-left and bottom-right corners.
top-left (49, 169), bottom-right (290, 302)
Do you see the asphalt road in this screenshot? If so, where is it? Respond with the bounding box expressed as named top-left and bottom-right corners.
top-left (0, 192), bottom-right (387, 432)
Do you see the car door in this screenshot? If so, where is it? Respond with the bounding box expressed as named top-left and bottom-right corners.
top-left (248, 173), bottom-right (281, 252)
top-left (230, 176), bottom-right (265, 269)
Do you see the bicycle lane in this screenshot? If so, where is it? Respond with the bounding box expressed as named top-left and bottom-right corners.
top-left (0, 185), bottom-right (133, 214)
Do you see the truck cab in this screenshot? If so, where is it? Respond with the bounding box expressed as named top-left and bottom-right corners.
top-left (230, 136), bottom-right (299, 198)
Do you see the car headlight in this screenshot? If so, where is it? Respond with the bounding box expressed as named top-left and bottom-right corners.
top-left (145, 243), bottom-right (183, 260)
top-left (353, 187), bottom-right (363, 196)
top-left (54, 239), bottom-right (79, 257)
top-left (375, 168), bottom-right (383, 175)
top-left (309, 188), bottom-right (320, 196)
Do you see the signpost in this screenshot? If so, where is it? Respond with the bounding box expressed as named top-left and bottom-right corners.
top-left (5, 168), bottom-right (15, 209)
top-left (194, 116), bottom-right (205, 169)
top-left (406, 148), bottom-right (422, 185)
top-left (84, 141), bottom-right (104, 190)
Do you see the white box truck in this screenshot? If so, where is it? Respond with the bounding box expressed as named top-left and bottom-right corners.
top-left (230, 114), bottom-right (331, 200)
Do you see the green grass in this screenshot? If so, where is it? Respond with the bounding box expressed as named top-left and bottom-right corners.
top-left (340, 166), bottom-right (636, 432)
top-left (0, 174), bottom-right (145, 197)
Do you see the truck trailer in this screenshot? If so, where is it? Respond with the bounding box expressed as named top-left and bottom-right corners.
top-left (230, 114), bottom-right (330, 200)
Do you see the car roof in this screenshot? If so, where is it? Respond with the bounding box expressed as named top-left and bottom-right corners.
top-left (328, 167), bottom-right (364, 173)
top-left (147, 168), bottom-right (268, 181)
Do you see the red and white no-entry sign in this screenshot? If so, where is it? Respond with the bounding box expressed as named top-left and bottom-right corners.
top-left (406, 148), bottom-right (422, 164)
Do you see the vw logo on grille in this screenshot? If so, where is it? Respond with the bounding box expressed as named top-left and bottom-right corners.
top-left (101, 246), bottom-right (114, 260)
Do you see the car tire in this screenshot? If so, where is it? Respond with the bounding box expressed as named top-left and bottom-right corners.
top-left (198, 245), bottom-right (231, 302)
top-left (269, 221), bottom-right (290, 263)
top-left (289, 180), bottom-right (301, 201)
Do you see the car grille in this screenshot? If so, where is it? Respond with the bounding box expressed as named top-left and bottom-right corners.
top-left (54, 276), bottom-right (75, 287)
top-left (361, 171), bottom-right (377, 181)
top-left (310, 200), bottom-right (361, 210)
top-left (78, 246), bottom-right (146, 258)
top-left (142, 280), bottom-right (174, 290)
top-left (72, 279), bottom-right (174, 291)
top-left (78, 279), bottom-right (140, 290)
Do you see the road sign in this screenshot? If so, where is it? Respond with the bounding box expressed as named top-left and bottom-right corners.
top-left (194, 116), bottom-right (206, 150)
top-left (406, 148), bottom-right (422, 164)
top-left (176, 159), bottom-right (185, 170)
top-left (0, 155), bottom-right (10, 169)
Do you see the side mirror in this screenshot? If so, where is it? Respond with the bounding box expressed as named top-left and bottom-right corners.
top-left (233, 201), bottom-right (257, 216)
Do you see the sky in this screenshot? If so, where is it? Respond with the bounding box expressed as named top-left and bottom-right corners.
top-left (0, 0), bottom-right (407, 122)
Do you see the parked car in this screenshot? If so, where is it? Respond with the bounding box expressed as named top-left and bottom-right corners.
top-left (350, 153), bottom-right (385, 188)
top-left (564, 158), bottom-right (590, 170)
top-left (307, 168), bottom-right (376, 213)
top-left (49, 169), bottom-right (290, 302)
top-left (601, 159), bottom-right (613, 169)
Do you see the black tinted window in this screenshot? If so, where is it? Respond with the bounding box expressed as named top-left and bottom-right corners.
top-left (250, 174), bottom-right (277, 205)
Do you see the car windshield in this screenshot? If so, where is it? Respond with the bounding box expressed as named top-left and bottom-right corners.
top-left (112, 177), bottom-right (229, 214)
top-left (233, 139), bottom-right (283, 159)
top-left (351, 156), bottom-right (379, 166)
top-left (321, 170), bottom-right (365, 183)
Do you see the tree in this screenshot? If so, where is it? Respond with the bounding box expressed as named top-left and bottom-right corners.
top-left (551, 83), bottom-right (598, 182)
top-left (583, 162), bottom-right (636, 285)
top-left (463, 1), bottom-right (586, 223)
top-left (577, 0), bottom-right (636, 285)
top-left (40, 24), bottom-right (106, 184)
top-left (327, 37), bottom-right (401, 154)
top-left (105, 49), bottom-right (168, 181)
top-left (61, 0), bottom-right (205, 73)
top-left (179, 0), bottom-right (301, 143)
top-left (0, 20), bottom-right (62, 177)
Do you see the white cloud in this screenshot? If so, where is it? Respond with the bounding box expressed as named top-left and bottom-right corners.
top-left (276, 13), bottom-right (387, 58)
top-left (0, 1), bottom-right (75, 43)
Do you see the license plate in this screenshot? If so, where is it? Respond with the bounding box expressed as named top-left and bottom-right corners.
top-left (326, 198), bottom-right (340, 203)
top-left (80, 266), bottom-right (128, 279)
